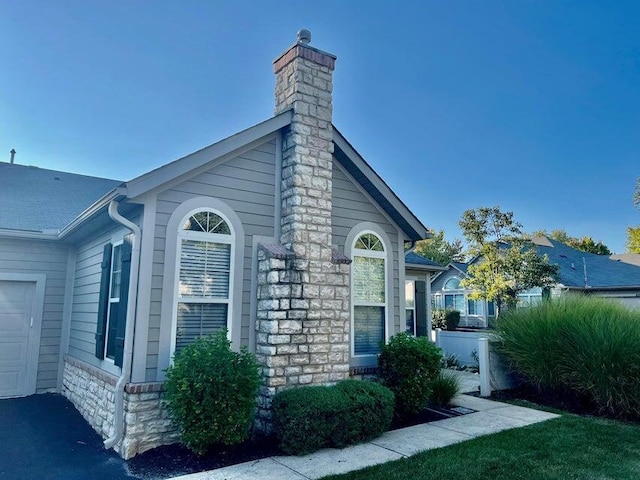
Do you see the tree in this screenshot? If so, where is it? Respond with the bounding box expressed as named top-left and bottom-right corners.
top-left (628, 227), bottom-right (640, 253)
top-left (459, 206), bottom-right (558, 316)
top-left (413, 230), bottom-right (464, 265)
top-left (532, 229), bottom-right (611, 255)
top-left (627, 178), bottom-right (640, 253)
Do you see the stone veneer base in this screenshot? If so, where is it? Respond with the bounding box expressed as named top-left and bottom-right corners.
top-left (62, 356), bottom-right (179, 459)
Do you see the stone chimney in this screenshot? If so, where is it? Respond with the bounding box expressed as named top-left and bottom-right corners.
top-left (273, 28), bottom-right (336, 254)
top-left (254, 31), bottom-right (351, 432)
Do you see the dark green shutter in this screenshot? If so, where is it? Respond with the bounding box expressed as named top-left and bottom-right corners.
top-left (415, 280), bottom-right (427, 337)
top-left (114, 234), bottom-right (133, 368)
top-left (95, 243), bottom-right (112, 359)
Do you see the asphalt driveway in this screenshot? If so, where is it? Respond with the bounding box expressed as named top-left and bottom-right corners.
top-left (0, 393), bottom-right (139, 480)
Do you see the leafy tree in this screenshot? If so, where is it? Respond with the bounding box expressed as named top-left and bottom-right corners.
top-left (413, 230), bottom-right (464, 265)
top-left (627, 226), bottom-right (640, 253)
top-left (626, 178), bottom-right (640, 253)
top-left (532, 229), bottom-right (611, 255)
top-left (459, 206), bottom-right (558, 316)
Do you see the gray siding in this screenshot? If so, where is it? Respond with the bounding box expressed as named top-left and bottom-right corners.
top-left (0, 237), bottom-right (70, 392)
top-left (68, 222), bottom-right (137, 370)
top-left (331, 162), bottom-right (402, 334)
top-left (147, 139), bottom-right (276, 380)
top-left (431, 268), bottom-right (461, 292)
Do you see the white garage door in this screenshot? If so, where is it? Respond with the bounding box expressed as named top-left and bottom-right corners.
top-left (0, 281), bottom-right (37, 398)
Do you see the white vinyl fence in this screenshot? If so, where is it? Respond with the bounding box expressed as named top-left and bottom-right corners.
top-left (435, 329), bottom-right (519, 396)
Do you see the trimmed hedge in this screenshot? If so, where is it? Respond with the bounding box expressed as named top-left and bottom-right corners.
top-left (272, 380), bottom-right (394, 455)
top-left (378, 332), bottom-right (442, 416)
top-left (163, 331), bottom-right (261, 455)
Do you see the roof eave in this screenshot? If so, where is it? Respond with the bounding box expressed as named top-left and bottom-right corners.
top-left (58, 187), bottom-right (126, 239)
top-left (124, 111), bottom-right (293, 199)
top-left (0, 228), bottom-right (59, 241)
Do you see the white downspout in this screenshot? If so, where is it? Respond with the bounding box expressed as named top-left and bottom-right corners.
top-left (104, 200), bottom-right (141, 450)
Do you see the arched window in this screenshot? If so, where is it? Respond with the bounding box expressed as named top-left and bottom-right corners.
top-left (352, 232), bottom-right (387, 356)
top-left (174, 210), bottom-right (234, 354)
top-left (444, 277), bottom-right (461, 290)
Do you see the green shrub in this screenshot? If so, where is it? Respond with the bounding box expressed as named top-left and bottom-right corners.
top-left (429, 370), bottom-right (461, 407)
top-left (378, 332), bottom-right (442, 416)
top-left (445, 310), bottom-right (461, 330)
top-left (496, 296), bottom-right (640, 419)
top-left (163, 331), bottom-right (261, 455)
top-left (272, 380), bottom-right (394, 455)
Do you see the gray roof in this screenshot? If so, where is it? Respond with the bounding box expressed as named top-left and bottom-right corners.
top-left (405, 252), bottom-right (445, 269)
top-left (455, 238), bottom-right (640, 290)
top-left (532, 238), bottom-right (640, 289)
top-left (450, 261), bottom-right (469, 274)
top-left (0, 162), bottom-right (121, 233)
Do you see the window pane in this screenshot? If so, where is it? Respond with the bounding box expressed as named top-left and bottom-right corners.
top-left (106, 306), bottom-right (119, 359)
top-left (183, 212), bottom-right (230, 235)
top-left (110, 245), bottom-right (122, 299)
top-left (468, 299), bottom-right (484, 316)
top-left (487, 301), bottom-right (496, 316)
top-left (445, 294), bottom-right (465, 313)
top-left (354, 233), bottom-right (384, 251)
top-left (405, 281), bottom-right (415, 308)
top-left (443, 277), bottom-right (461, 290)
top-left (353, 256), bottom-right (385, 303)
top-left (405, 309), bottom-right (415, 335)
top-left (354, 306), bottom-right (384, 355)
top-left (176, 303), bottom-right (228, 354)
top-left (179, 240), bottom-right (230, 298)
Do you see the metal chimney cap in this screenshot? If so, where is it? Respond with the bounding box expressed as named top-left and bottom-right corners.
top-left (297, 29), bottom-right (311, 45)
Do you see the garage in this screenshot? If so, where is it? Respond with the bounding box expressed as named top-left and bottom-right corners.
top-left (0, 276), bottom-right (45, 398)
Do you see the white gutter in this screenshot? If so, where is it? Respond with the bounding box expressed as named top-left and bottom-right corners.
top-left (104, 200), bottom-right (141, 450)
top-left (58, 187), bottom-right (126, 239)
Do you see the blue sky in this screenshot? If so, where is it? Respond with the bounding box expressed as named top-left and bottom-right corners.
top-left (1, 1), bottom-right (638, 253)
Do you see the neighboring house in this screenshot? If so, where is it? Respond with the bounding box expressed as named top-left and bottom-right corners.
top-left (431, 236), bottom-right (640, 327)
top-left (0, 32), bottom-right (436, 458)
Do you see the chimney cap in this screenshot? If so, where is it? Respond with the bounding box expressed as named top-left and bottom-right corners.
top-left (297, 29), bottom-right (311, 45)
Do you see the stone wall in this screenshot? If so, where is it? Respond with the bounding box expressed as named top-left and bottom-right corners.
top-left (63, 356), bottom-right (117, 439)
top-left (62, 356), bottom-right (178, 459)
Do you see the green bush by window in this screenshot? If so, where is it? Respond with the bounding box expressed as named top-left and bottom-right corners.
top-left (444, 309), bottom-right (461, 330)
top-left (163, 330), bottom-right (261, 455)
top-left (378, 332), bottom-right (442, 416)
top-left (496, 296), bottom-right (640, 419)
top-left (272, 380), bottom-right (394, 455)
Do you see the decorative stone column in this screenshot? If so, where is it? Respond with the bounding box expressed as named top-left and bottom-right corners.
top-left (255, 30), bottom-right (352, 431)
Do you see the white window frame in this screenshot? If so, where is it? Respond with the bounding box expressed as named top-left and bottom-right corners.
top-left (104, 240), bottom-right (123, 362)
top-left (405, 278), bottom-right (417, 336)
top-left (351, 230), bottom-right (388, 358)
top-left (169, 208), bottom-right (235, 359)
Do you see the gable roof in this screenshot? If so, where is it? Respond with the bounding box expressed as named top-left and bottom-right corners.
top-left (532, 237), bottom-right (640, 290)
top-left (405, 252), bottom-right (446, 271)
top-left (0, 162), bottom-right (122, 234)
top-left (451, 238), bottom-right (640, 290)
top-left (1, 113), bottom-right (430, 242)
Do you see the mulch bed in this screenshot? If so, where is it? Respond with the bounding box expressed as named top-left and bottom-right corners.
top-left (127, 406), bottom-right (467, 479)
top-left (127, 434), bottom-right (281, 479)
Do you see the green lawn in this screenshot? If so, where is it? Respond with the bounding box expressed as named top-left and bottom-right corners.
top-left (321, 414), bottom-right (640, 480)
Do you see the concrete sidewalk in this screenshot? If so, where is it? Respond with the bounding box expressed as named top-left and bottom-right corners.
top-left (170, 395), bottom-right (559, 480)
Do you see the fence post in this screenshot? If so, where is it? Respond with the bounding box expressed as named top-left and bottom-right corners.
top-left (435, 328), bottom-right (442, 349)
top-left (478, 337), bottom-right (491, 397)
